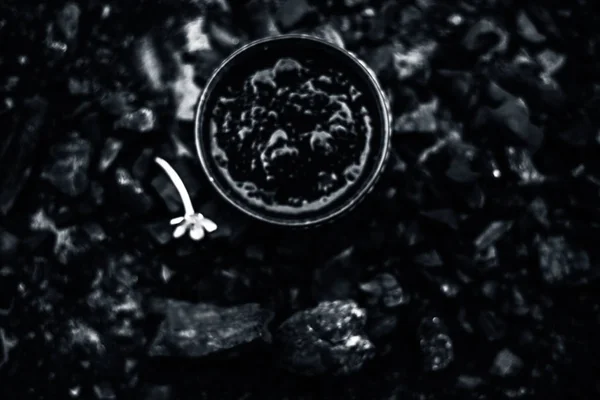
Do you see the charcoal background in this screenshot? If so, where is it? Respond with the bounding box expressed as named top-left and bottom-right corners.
top-left (1, 0), bottom-right (600, 399)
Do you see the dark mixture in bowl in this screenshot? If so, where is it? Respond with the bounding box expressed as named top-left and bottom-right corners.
top-left (209, 57), bottom-right (373, 214)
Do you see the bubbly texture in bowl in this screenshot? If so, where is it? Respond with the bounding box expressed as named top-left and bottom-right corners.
top-left (209, 57), bottom-right (374, 215)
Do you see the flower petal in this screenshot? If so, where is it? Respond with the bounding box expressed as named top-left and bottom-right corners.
top-left (170, 216), bottom-right (185, 225)
top-left (200, 218), bottom-right (218, 233)
top-left (173, 224), bottom-right (187, 238)
top-left (189, 225), bottom-right (205, 241)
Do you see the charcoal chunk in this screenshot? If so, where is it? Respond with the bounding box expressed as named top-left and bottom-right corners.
top-left (516, 11), bottom-right (545, 43)
top-left (0, 227), bottom-right (19, 257)
top-left (505, 147), bottom-right (544, 183)
top-left (56, 3), bottom-right (81, 42)
top-left (151, 173), bottom-right (183, 213)
top-left (132, 148), bottom-right (155, 180)
top-left (144, 222), bottom-right (172, 246)
top-left (148, 300), bottom-right (273, 358)
top-left (0, 97), bottom-right (48, 215)
top-left (462, 19), bottom-right (508, 57)
top-left (359, 273), bottom-right (410, 308)
top-left (43, 135), bottom-right (92, 197)
top-left (421, 209), bottom-right (459, 230)
top-left (418, 316), bottom-right (454, 372)
top-left (276, 300), bottom-right (374, 375)
top-left (276, 0), bottom-right (318, 31)
top-left (490, 348), bottom-right (523, 377)
top-left (241, 0), bottom-right (281, 38)
top-left (57, 319), bottom-right (109, 369)
top-left (536, 236), bottom-right (592, 286)
top-left (478, 310), bottom-right (506, 342)
top-left (311, 23), bottom-right (345, 49)
top-left (98, 138), bottom-right (123, 172)
top-left (30, 208), bottom-right (91, 264)
top-left (141, 385), bottom-right (173, 400)
top-left (474, 221), bottom-right (513, 250)
top-left (93, 383), bottom-right (116, 400)
top-left (115, 108), bottom-right (156, 133)
top-left (114, 168), bottom-right (154, 215)
top-left (208, 22), bottom-right (244, 52)
top-left (0, 328), bottom-right (9, 368)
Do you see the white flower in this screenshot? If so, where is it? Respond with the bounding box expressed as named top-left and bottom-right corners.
top-left (170, 213), bottom-right (218, 241)
top-left (155, 156), bottom-right (218, 241)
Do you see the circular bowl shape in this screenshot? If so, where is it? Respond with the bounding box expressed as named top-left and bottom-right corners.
top-left (195, 34), bottom-right (391, 227)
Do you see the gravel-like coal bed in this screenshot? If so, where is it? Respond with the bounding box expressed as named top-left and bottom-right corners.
top-left (1, 0), bottom-right (600, 399)
top-left (210, 57), bottom-right (373, 212)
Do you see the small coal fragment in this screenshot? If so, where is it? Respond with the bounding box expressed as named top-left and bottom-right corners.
top-left (312, 246), bottom-right (357, 301)
top-left (276, 0), bottom-right (318, 31)
top-left (188, 49), bottom-right (224, 86)
top-left (241, 0), bottom-right (281, 38)
top-left (495, 100), bottom-right (544, 151)
top-left (93, 383), bottom-right (116, 400)
top-left (56, 2), bottom-right (81, 43)
top-left (82, 222), bottom-right (107, 244)
top-left (418, 315), bottom-right (454, 372)
top-left (433, 70), bottom-right (475, 108)
top-left (474, 96), bottom-right (544, 152)
top-left (365, 45), bottom-right (395, 78)
top-left (114, 168), bottom-right (154, 215)
top-left (536, 49), bottom-right (565, 78)
top-left (98, 138), bottom-right (123, 172)
top-left (516, 11), bottom-right (545, 43)
top-left (490, 348), bottom-right (523, 377)
top-left (0, 97), bottom-right (48, 215)
top-left (394, 99), bottom-right (438, 133)
top-left (0, 328), bottom-right (9, 368)
top-left (478, 310), bottom-right (506, 342)
top-left (115, 108), bottom-right (156, 133)
top-left (132, 148), bottom-right (155, 180)
top-left (391, 42), bottom-right (436, 82)
top-left (207, 22), bottom-right (244, 52)
top-left (421, 209), bottom-right (459, 230)
top-left (359, 273), bottom-right (410, 308)
top-left (505, 147), bottom-right (544, 183)
top-left (344, 0), bottom-right (368, 7)
top-left (144, 222), bottom-right (173, 246)
top-left (428, 275), bottom-right (461, 298)
top-left (414, 250), bottom-right (444, 267)
top-left (90, 181), bottom-right (105, 207)
top-left (0, 268), bottom-right (16, 298)
top-left (535, 235), bottom-right (592, 286)
top-left (474, 221), bottom-right (513, 250)
top-left (141, 385), bottom-right (172, 400)
top-left (446, 157), bottom-right (480, 183)
top-left (133, 35), bottom-right (168, 92)
top-left (556, 114), bottom-right (593, 148)
top-left (148, 300), bottom-right (273, 358)
top-left (57, 319), bottom-right (109, 371)
top-left (43, 135), bottom-right (92, 197)
top-left (462, 19), bottom-right (508, 57)
top-left (151, 173), bottom-right (183, 213)
top-left (456, 375), bottom-right (484, 389)
top-left (0, 227), bottom-right (19, 257)
top-left (276, 300), bottom-right (374, 375)
top-left (528, 197), bottom-right (550, 227)
top-left (311, 23), bottom-right (345, 49)
top-left (171, 159), bottom-right (201, 198)
top-left (30, 208), bottom-right (91, 264)
top-left (101, 92), bottom-right (134, 116)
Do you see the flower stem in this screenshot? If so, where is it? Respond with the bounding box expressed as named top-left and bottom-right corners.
top-left (155, 157), bottom-right (195, 215)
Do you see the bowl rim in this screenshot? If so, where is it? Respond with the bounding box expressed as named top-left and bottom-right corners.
top-left (194, 34), bottom-right (391, 227)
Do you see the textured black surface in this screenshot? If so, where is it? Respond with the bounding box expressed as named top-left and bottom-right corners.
top-left (1, 0), bottom-right (600, 399)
